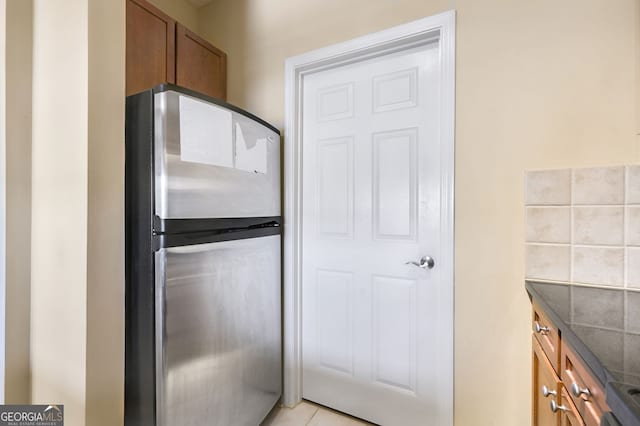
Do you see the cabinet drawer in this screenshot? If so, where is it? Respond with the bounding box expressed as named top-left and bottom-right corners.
top-left (533, 336), bottom-right (561, 426)
top-left (561, 341), bottom-right (608, 426)
top-left (533, 303), bottom-right (561, 374)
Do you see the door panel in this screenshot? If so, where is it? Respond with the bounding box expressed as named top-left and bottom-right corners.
top-left (316, 137), bottom-right (354, 237)
top-left (372, 128), bottom-right (417, 240)
top-left (154, 90), bottom-right (280, 219)
top-left (372, 275), bottom-right (417, 392)
top-left (155, 235), bottom-right (281, 426)
top-left (316, 270), bottom-right (353, 374)
top-left (302, 42), bottom-right (444, 425)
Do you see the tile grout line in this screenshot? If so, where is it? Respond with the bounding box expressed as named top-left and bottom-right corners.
top-left (305, 406), bottom-right (321, 426)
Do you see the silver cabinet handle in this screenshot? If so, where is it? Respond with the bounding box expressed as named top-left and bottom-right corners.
top-left (542, 385), bottom-right (556, 398)
top-left (549, 400), bottom-right (567, 413)
top-left (534, 322), bottom-right (549, 334)
top-left (405, 256), bottom-right (435, 270)
top-left (570, 382), bottom-right (591, 398)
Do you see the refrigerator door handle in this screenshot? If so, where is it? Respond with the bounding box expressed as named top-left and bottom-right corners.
top-left (154, 225), bottom-right (281, 251)
top-left (154, 216), bottom-right (281, 235)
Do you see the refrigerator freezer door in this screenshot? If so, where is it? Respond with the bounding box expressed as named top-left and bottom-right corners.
top-left (155, 234), bottom-right (281, 426)
top-left (154, 90), bottom-right (280, 219)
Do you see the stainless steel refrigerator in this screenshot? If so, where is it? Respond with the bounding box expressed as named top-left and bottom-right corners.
top-left (125, 84), bottom-right (281, 426)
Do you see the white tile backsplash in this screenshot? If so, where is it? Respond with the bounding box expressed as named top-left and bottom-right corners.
top-left (626, 165), bottom-right (640, 204)
top-left (526, 207), bottom-right (571, 243)
top-left (573, 246), bottom-right (624, 286)
top-left (628, 248), bottom-right (640, 289)
top-left (525, 169), bottom-right (571, 205)
top-left (526, 165), bottom-right (639, 289)
top-left (573, 206), bottom-right (624, 246)
top-left (525, 244), bottom-right (571, 282)
top-left (627, 206), bottom-right (640, 246)
top-left (573, 166), bottom-right (625, 205)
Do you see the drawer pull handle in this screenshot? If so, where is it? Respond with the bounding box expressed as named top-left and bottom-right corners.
top-left (542, 385), bottom-right (556, 397)
top-left (534, 322), bottom-right (549, 334)
top-left (550, 400), bottom-right (567, 413)
top-left (570, 382), bottom-right (591, 398)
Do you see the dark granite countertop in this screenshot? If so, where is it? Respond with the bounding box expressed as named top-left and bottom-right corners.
top-left (526, 281), bottom-right (640, 426)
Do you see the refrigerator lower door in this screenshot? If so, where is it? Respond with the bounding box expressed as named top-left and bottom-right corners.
top-left (155, 234), bottom-right (281, 426)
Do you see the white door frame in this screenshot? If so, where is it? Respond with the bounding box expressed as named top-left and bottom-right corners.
top-left (283, 10), bottom-right (456, 419)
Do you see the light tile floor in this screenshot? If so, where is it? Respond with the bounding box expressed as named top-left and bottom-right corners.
top-left (261, 401), bottom-right (376, 426)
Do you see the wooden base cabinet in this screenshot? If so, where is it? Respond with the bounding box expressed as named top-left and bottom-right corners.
top-left (533, 337), bottom-right (562, 426)
top-left (561, 342), bottom-right (607, 426)
top-left (531, 303), bottom-right (609, 426)
top-left (559, 388), bottom-right (585, 426)
top-left (126, 0), bottom-right (227, 100)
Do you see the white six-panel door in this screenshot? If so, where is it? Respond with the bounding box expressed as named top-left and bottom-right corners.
top-left (301, 42), bottom-right (443, 425)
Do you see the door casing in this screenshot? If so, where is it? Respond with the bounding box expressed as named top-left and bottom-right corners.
top-left (283, 10), bottom-right (456, 423)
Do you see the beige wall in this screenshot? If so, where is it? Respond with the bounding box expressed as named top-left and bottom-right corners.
top-left (0, 0), bottom-right (5, 404)
top-left (30, 0), bottom-right (125, 425)
top-left (5, 0), bottom-right (32, 404)
top-left (31, 0), bottom-right (88, 422)
top-left (85, 0), bottom-right (125, 423)
top-left (636, 0), bottom-right (640, 157)
top-left (198, 1), bottom-right (639, 424)
top-left (31, 0), bottom-right (89, 423)
top-left (148, 0), bottom-right (198, 31)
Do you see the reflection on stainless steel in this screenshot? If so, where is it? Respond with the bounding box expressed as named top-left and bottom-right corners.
top-left (155, 249), bottom-right (167, 426)
top-left (154, 91), bottom-right (280, 219)
top-left (156, 235), bottom-right (281, 426)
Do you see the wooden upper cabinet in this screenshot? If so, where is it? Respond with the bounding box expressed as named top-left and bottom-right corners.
top-left (126, 0), bottom-right (175, 96)
top-left (176, 23), bottom-right (227, 100)
top-left (126, 0), bottom-right (227, 99)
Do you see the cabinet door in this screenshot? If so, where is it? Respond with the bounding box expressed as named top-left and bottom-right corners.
top-left (176, 23), bottom-right (227, 100)
top-left (126, 0), bottom-right (176, 95)
top-left (533, 337), bottom-right (561, 426)
top-left (561, 341), bottom-right (607, 426)
top-left (560, 388), bottom-right (585, 426)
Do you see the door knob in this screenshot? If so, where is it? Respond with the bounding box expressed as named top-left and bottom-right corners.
top-left (405, 256), bottom-right (435, 270)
